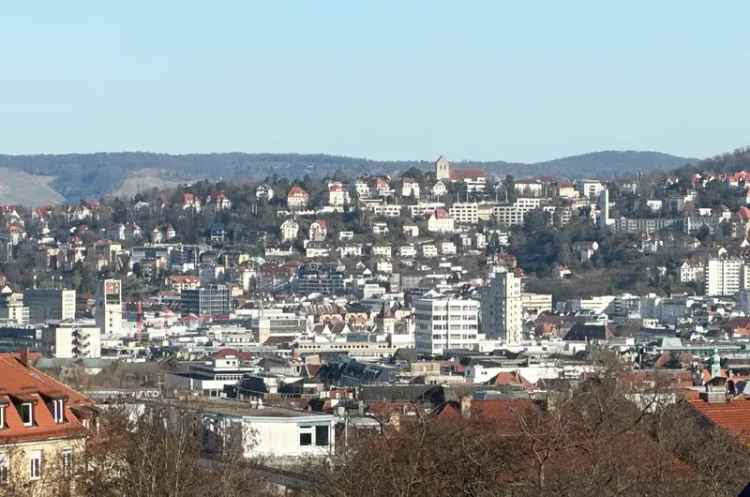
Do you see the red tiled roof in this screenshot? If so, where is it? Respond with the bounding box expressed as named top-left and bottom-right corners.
top-left (288, 185), bottom-right (309, 197)
top-left (0, 354), bottom-right (94, 443)
top-left (688, 397), bottom-right (750, 445)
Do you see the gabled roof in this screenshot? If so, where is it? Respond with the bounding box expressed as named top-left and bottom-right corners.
top-left (288, 185), bottom-right (309, 197)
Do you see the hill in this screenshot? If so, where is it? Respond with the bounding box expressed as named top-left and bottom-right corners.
top-left (0, 168), bottom-right (64, 207)
top-left (0, 150), bottom-right (693, 204)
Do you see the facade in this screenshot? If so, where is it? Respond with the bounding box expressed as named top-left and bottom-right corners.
top-left (415, 295), bottom-right (480, 356)
top-left (294, 263), bottom-right (346, 296)
top-left (42, 321), bottom-right (101, 359)
top-left (449, 202), bottom-right (480, 225)
top-left (182, 285), bottom-right (233, 317)
top-left (96, 279), bottom-right (123, 337)
top-left (0, 353), bottom-right (96, 493)
top-left (251, 311), bottom-right (306, 344)
top-left (199, 405), bottom-right (335, 466)
top-left (24, 288), bottom-right (76, 324)
top-left (427, 209), bottom-right (455, 233)
top-left (287, 186), bottom-right (310, 210)
top-left (705, 258), bottom-right (744, 296)
top-left (435, 156), bottom-right (451, 181)
top-left (0, 292), bottom-right (29, 325)
top-left (166, 356), bottom-right (257, 397)
top-left (480, 271), bottom-right (523, 343)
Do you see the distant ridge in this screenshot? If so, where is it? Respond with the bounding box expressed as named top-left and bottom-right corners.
top-left (0, 150), bottom-right (694, 204)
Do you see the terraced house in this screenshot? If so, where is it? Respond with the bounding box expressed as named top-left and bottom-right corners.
top-left (0, 353), bottom-right (96, 495)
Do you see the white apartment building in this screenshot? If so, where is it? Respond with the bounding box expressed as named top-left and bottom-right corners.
top-left (369, 204), bottom-right (403, 218)
top-left (576, 179), bottom-right (605, 199)
top-left (521, 292), bottom-right (553, 319)
top-left (42, 321), bottom-right (102, 359)
top-left (449, 202), bottom-right (480, 225)
top-left (480, 271), bottom-right (523, 343)
top-left (415, 295), bottom-right (481, 356)
top-left (493, 205), bottom-right (526, 227)
top-left (705, 257), bottom-right (744, 296)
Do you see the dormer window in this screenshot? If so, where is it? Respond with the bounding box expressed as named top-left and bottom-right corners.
top-left (19, 402), bottom-right (33, 427)
top-left (0, 405), bottom-right (5, 430)
top-left (52, 399), bottom-right (65, 424)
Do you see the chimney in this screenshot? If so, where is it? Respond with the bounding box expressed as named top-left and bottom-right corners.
top-left (460, 395), bottom-right (472, 419)
top-left (19, 348), bottom-right (29, 367)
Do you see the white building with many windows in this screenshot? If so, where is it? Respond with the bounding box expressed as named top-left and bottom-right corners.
top-left (705, 257), bottom-right (744, 296)
top-left (480, 271), bottom-right (523, 343)
top-left (415, 294), bottom-right (481, 356)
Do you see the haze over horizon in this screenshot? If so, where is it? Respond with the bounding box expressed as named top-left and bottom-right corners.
top-left (2, 1), bottom-right (749, 162)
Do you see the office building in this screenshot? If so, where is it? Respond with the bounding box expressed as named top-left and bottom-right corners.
top-left (0, 290), bottom-right (29, 325)
top-left (24, 288), bottom-right (76, 323)
top-left (182, 284), bottom-right (233, 316)
top-left (480, 271), bottom-right (523, 343)
top-left (293, 263), bottom-right (346, 296)
top-left (415, 294), bottom-right (480, 356)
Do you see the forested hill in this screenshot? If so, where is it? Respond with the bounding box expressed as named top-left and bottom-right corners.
top-left (0, 150), bottom-right (693, 204)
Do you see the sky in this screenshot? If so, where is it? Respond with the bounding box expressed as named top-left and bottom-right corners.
top-left (1, 1), bottom-right (749, 162)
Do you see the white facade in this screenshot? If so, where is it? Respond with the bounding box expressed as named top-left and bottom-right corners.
top-left (449, 202), bottom-right (480, 225)
top-left (435, 156), bottom-right (451, 181)
top-left (43, 322), bottom-right (101, 359)
top-left (280, 219), bottom-right (299, 242)
top-left (705, 258), bottom-right (744, 296)
top-left (480, 271), bottom-right (523, 343)
top-left (415, 295), bottom-right (480, 356)
top-left (96, 279), bottom-right (124, 337)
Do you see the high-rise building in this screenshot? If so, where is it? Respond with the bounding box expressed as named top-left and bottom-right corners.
top-left (480, 271), bottom-right (523, 343)
top-left (24, 288), bottom-right (76, 323)
top-left (97, 279), bottom-right (123, 336)
top-left (0, 290), bottom-right (29, 325)
top-left (415, 294), bottom-right (480, 356)
top-left (598, 188), bottom-right (611, 228)
top-left (705, 258), bottom-right (744, 296)
top-left (181, 284), bottom-right (232, 316)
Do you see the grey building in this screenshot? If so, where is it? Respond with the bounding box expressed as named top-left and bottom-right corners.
top-left (24, 288), bottom-right (76, 323)
top-left (182, 284), bottom-right (233, 316)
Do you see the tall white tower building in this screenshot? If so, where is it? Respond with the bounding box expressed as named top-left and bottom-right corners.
top-left (96, 279), bottom-right (124, 337)
top-left (480, 271), bottom-right (523, 343)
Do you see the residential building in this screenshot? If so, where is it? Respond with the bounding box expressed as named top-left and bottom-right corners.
top-left (705, 258), bottom-right (744, 296)
top-left (576, 179), bottom-right (604, 199)
top-left (680, 260), bottom-right (705, 284)
top-left (251, 311), bottom-right (306, 344)
top-left (427, 209), bottom-right (455, 233)
top-left (287, 186), bottom-right (310, 210)
top-left (279, 219), bottom-right (299, 242)
top-left (0, 353), bottom-right (96, 491)
top-left (401, 178), bottom-right (421, 199)
top-left (0, 291), bottom-right (29, 326)
top-left (42, 321), bottom-right (101, 359)
top-left (449, 202), bottom-right (480, 225)
top-left (166, 356), bottom-right (258, 397)
top-left (415, 294), bottom-right (480, 356)
top-left (480, 271), bottom-right (523, 343)
top-left (308, 220), bottom-right (328, 242)
top-left (24, 289), bottom-right (77, 324)
top-left (182, 284), bottom-right (233, 316)
top-left (294, 263), bottom-right (346, 296)
top-left (327, 181), bottom-right (349, 208)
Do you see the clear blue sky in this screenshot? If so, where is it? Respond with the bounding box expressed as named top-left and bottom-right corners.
top-left (1, 1), bottom-right (749, 162)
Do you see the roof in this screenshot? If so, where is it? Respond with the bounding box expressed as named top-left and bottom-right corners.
top-left (288, 185), bottom-right (309, 197)
top-left (450, 168), bottom-right (487, 180)
top-left (0, 354), bottom-right (95, 443)
top-left (688, 397), bottom-right (750, 445)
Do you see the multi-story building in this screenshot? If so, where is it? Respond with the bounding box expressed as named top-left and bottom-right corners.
top-left (449, 202), bottom-right (479, 225)
top-left (96, 279), bottom-right (123, 337)
top-left (0, 353), bottom-right (96, 492)
top-left (480, 271), bottom-right (523, 343)
top-left (279, 219), bottom-right (299, 242)
top-left (705, 258), bottom-right (744, 296)
top-left (415, 294), bottom-right (480, 356)
top-left (181, 284), bottom-right (233, 317)
top-left (24, 288), bottom-right (76, 324)
top-left (0, 291), bottom-right (29, 325)
top-left (493, 205), bottom-right (526, 227)
top-left (680, 260), bottom-right (705, 284)
top-left (293, 263), bottom-right (346, 296)
top-left (42, 321), bottom-right (101, 359)
top-left (251, 310), bottom-right (307, 344)
top-left (576, 179), bottom-right (604, 199)
top-left (427, 209), bottom-right (455, 233)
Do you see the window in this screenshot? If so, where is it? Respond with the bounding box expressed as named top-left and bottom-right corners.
top-left (30, 451), bottom-right (41, 480)
top-left (315, 425), bottom-right (329, 446)
top-left (299, 426), bottom-right (312, 446)
top-left (0, 452), bottom-right (7, 484)
top-left (19, 403), bottom-right (33, 427)
top-left (0, 406), bottom-right (4, 429)
top-left (62, 449), bottom-right (72, 478)
top-left (52, 399), bottom-right (64, 424)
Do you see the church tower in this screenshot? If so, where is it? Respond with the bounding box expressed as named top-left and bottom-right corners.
top-left (435, 156), bottom-right (451, 181)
